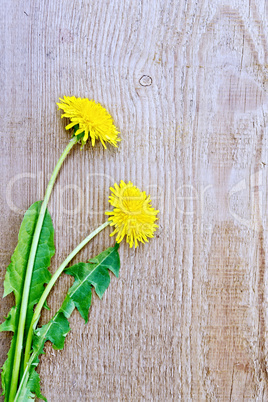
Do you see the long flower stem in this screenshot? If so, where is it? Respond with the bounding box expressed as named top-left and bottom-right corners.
top-left (23, 220), bottom-right (110, 369)
top-left (9, 137), bottom-right (78, 402)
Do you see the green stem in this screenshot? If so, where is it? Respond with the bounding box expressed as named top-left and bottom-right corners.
top-left (9, 136), bottom-right (78, 402)
top-left (23, 220), bottom-right (110, 370)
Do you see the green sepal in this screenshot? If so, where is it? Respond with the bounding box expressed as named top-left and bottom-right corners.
top-left (71, 124), bottom-right (86, 148)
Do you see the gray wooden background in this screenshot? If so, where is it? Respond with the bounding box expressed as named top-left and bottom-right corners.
top-left (1, 0), bottom-right (268, 400)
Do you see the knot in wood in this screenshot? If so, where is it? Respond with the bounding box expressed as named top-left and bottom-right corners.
top-left (139, 75), bottom-right (152, 86)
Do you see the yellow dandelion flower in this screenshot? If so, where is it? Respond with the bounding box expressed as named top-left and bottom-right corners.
top-left (106, 181), bottom-right (159, 248)
top-left (57, 96), bottom-right (120, 148)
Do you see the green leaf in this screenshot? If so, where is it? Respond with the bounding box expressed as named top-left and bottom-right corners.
top-left (0, 201), bottom-right (55, 400)
top-left (27, 370), bottom-right (46, 401)
top-left (14, 312), bottom-right (70, 402)
top-left (16, 370), bottom-right (46, 401)
top-left (64, 243), bottom-right (120, 322)
top-left (17, 244), bottom-right (120, 401)
top-left (14, 370), bottom-right (36, 401)
top-left (1, 336), bottom-right (16, 398)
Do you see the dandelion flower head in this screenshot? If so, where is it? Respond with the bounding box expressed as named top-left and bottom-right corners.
top-left (57, 96), bottom-right (120, 148)
top-left (106, 181), bottom-right (159, 248)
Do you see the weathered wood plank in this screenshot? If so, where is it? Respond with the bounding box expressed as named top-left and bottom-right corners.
top-left (0, 0), bottom-right (267, 400)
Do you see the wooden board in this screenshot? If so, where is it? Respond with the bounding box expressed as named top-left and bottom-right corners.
top-left (1, 0), bottom-right (268, 400)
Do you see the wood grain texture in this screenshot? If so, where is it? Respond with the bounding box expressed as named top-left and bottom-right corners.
top-left (0, 0), bottom-right (268, 400)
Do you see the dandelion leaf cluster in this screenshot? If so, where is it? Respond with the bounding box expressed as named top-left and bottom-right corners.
top-left (15, 244), bottom-right (120, 401)
top-left (0, 201), bottom-right (55, 401)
